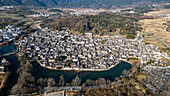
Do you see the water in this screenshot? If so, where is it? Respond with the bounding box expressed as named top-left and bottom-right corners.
top-left (3, 56), bottom-right (20, 95)
top-left (0, 43), bottom-right (19, 95)
top-left (0, 43), bottom-right (16, 55)
top-left (0, 43), bottom-right (132, 94)
top-left (32, 61), bottom-right (132, 83)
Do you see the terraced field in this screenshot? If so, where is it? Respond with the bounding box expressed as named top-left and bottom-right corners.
top-left (139, 18), bottom-right (170, 48)
top-left (138, 9), bottom-right (170, 49)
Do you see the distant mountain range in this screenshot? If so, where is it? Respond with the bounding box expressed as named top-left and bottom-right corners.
top-left (0, 0), bottom-right (79, 7)
top-left (0, 0), bottom-right (169, 8)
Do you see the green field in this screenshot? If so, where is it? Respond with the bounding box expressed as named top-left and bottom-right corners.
top-left (0, 13), bottom-right (23, 20)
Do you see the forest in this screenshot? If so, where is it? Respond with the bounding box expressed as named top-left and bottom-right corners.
top-left (41, 13), bottom-right (141, 39)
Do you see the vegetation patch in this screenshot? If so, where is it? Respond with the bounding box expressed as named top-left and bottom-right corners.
top-left (41, 13), bottom-right (141, 36)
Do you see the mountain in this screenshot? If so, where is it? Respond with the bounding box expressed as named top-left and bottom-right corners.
top-left (67, 0), bottom-right (170, 8)
top-left (0, 0), bottom-right (169, 8)
top-left (0, 0), bottom-right (79, 7)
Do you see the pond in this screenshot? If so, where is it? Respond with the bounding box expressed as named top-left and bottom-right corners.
top-left (0, 43), bottom-right (132, 95)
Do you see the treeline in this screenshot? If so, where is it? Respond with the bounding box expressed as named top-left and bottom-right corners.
top-left (6, 7), bottom-right (37, 15)
top-left (80, 80), bottom-right (153, 96)
top-left (164, 4), bottom-right (170, 9)
top-left (0, 18), bottom-right (18, 29)
top-left (78, 62), bottom-right (153, 96)
top-left (65, 0), bottom-right (169, 9)
top-left (134, 5), bottom-right (156, 14)
top-left (10, 60), bottom-right (36, 95)
top-left (48, 9), bottom-right (63, 12)
top-left (42, 13), bottom-right (141, 37)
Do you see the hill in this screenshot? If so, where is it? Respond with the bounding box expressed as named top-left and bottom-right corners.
top-left (0, 0), bottom-right (169, 8)
top-left (0, 0), bottom-right (79, 7)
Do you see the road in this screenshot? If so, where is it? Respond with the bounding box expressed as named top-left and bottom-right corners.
top-left (43, 86), bottom-right (82, 93)
top-left (31, 20), bottom-right (42, 29)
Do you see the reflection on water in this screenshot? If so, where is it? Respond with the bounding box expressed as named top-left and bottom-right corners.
top-left (0, 43), bottom-right (16, 55)
top-left (32, 61), bottom-right (132, 83)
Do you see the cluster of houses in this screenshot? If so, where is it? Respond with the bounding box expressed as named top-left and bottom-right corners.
top-left (33, 12), bottom-right (49, 18)
top-left (0, 25), bottom-right (23, 45)
top-left (143, 65), bottom-right (170, 95)
top-left (69, 10), bottom-right (99, 16)
top-left (0, 6), bottom-right (14, 10)
top-left (69, 11), bottom-right (89, 16)
top-left (157, 14), bottom-right (170, 18)
top-left (0, 58), bottom-right (8, 74)
top-left (15, 28), bottom-right (169, 71)
top-left (135, 31), bottom-right (169, 65)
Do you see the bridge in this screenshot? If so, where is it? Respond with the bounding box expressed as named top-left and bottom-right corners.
top-left (0, 52), bottom-right (16, 58)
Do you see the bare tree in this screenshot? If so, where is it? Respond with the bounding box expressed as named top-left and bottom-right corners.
top-left (47, 78), bottom-right (56, 88)
top-left (95, 79), bottom-right (99, 86)
top-left (106, 79), bottom-right (111, 84)
top-left (18, 71), bottom-right (35, 86)
top-left (59, 75), bottom-right (65, 86)
top-left (24, 61), bottom-right (33, 73)
top-left (11, 84), bottom-right (22, 95)
top-left (11, 60), bottom-right (35, 95)
top-left (37, 78), bottom-right (47, 87)
top-left (115, 77), bottom-right (120, 82)
top-left (85, 79), bottom-right (94, 86)
top-left (122, 70), bottom-right (127, 75)
top-left (37, 78), bottom-right (44, 86)
top-left (96, 78), bottom-right (106, 86)
top-left (71, 76), bottom-right (81, 86)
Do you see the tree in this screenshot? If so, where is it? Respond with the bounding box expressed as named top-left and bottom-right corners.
top-left (47, 78), bottom-right (56, 88)
top-left (122, 70), bottom-right (127, 76)
top-left (24, 61), bottom-right (33, 73)
top-left (11, 84), bottom-right (22, 95)
top-left (37, 78), bottom-right (44, 86)
top-left (71, 76), bottom-right (81, 86)
top-left (66, 62), bottom-right (70, 66)
top-left (123, 78), bottom-right (128, 82)
top-left (59, 75), bottom-right (65, 86)
top-left (37, 78), bottom-right (47, 87)
top-left (23, 53), bottom-right (27, 59)
top-left (106, 79), bottom-right (111, 84)
top-left (95, 78), bottom-right (106, 86)
top-left (115, 77), bottom-right (120, 82)
top-left (54, 56), bottom-right (61, 62)
top-left (85, 79), bottom-right (94, 86)
top-left (126, 34), bottom-right (135, 39)
top-left (18, 72), bottom-right (35, 86)
top-left (11, 60), bottom-right (35, 95)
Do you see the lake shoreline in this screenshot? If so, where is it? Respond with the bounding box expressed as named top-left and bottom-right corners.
top-left (37, 60), bottom-right (131, 72)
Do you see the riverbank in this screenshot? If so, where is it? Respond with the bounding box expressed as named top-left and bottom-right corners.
top-left (0, 56), bottom-right (20, 96)
top-left (0, 41), bottom-right (12, 47)
top-left (0, 33), bottom-right (23, 47)
top-left (37, 60), bottom-right (122, 72)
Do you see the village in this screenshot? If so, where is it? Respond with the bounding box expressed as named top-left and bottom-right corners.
top-left (15, 28), bottom-right (169, 71)
top-left (0, 25), bottom-right (23, 45)
top-left (0, 58), bottom-right (8, 74)
top-left (33, 12), bottom-right (49, 18)
top-left (143, 65), bottom-right (170, 95)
